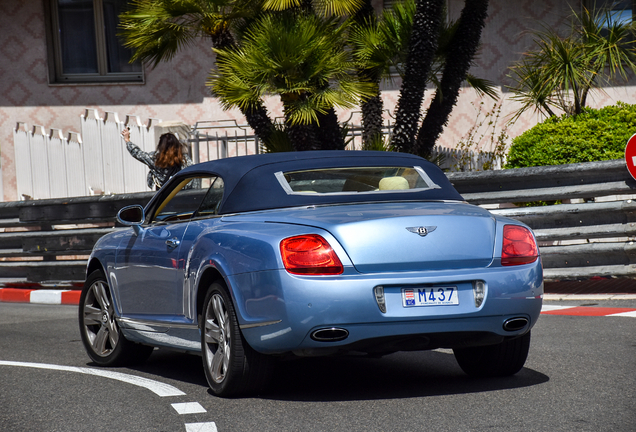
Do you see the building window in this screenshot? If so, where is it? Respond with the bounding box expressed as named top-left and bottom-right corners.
top-left (587, 1), bottom-right (634, 26)
top-left (45, 0), bottom-right (143, 84)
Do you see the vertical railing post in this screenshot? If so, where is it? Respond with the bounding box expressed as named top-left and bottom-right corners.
top-left (221, 137), bottom-right (227, 159)
top-left (193, 131), bottom-right (200, 164)
top-left (13, 122), bottom-right (34, 200)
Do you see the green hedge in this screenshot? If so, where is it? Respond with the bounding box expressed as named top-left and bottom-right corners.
top-left (505, 102), bottom-right (636, 168)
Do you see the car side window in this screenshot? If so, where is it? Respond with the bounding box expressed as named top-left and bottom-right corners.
top-left (193, 177), bottom-right (225, 219)
top-left (151, 176), bottom-right (220, 224)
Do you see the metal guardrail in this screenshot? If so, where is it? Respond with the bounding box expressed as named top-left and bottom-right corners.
top-left (448, 159), bottom-right (636, 280)
top-left (0, 159), bottom-right (633, 284)
top-left (448, 159), bottom-right (635, 204)
top-left (0, 192), bottom-right (154, 284)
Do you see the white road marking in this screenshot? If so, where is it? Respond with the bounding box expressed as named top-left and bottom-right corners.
top-left (609, 310), bottom-right (636, 317)
top-left (0, 360), bottom-right (185, 397)
top-left (185, 422), bottom-right (218, 432)
top-left (172, 402), bottom-right (207, 415)
top-left (29, 290), bottom-right (64, 304)
top-left (541, 305), bottom-right (576, 312)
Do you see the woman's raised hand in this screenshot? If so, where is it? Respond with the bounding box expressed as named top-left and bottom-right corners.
top-left (121, 127), bottom-right (130, 142)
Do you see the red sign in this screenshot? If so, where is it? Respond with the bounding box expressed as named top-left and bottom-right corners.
top-left (625, 133), bottom-right (636, 180)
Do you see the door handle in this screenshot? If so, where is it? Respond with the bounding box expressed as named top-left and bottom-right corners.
top-left (166, 238), bottom-right (180, 249)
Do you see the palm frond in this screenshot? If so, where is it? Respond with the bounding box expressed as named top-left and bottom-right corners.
top-left (465, 75), bottom-right (498, 100)
top-left (209, 11), bottom-right (374, 126)
top-left (317, 0), bottom-right (364, 17)
top-left (262, 0), bottom-right (364, 17)
top-left (261, 0), bottom-right (302, 11)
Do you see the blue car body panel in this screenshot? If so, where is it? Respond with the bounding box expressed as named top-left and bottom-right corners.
top-left (86, 151), bottom-right (543, 356)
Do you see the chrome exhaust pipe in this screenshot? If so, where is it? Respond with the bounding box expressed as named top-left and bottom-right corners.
top-left (503, 317), bottom-right (529, 332)
top-left (311, 328), bottom-right (349, 342)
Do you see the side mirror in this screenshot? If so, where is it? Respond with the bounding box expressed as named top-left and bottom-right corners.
top-left (117, 205), bottom-right (145, 235)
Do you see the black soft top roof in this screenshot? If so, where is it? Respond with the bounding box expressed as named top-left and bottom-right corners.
top-left (173, 150), bottom-right (464, 214)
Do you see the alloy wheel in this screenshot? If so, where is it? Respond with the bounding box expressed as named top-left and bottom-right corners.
top-left (82, 280), bottom-right (119, 357)
top-left (203, 293), bottom-right (231, 384)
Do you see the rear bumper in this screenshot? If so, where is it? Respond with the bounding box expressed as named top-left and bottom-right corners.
top-left (230, 261), bottom-right (543, 354)
top-left (243, 312), bottom-right (536, 355)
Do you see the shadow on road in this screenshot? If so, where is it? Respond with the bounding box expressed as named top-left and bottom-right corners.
top-left (261, 350), bottom-right (549, 402)
top-left (123, 347), bottom-right (548, 401)
top-left (126, 349), bottom-right (208, 387)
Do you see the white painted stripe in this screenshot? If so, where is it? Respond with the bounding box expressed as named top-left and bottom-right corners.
top-left (29, 290), bottom-right (64, 304)
top-left (0, 360), bottom-right (185, 397)
top-left (172, 402), bottom-right (207, 415)
top-left (543, 294), bottom-right (636, 301)
top-left (541, 305), bottom-right (577, 312)
top-left (185, 423), bottom-right (218, 432)
top-left (608, 294), bottom-right (636, 300)
top-left (608, 310), bottom-right (636, 317)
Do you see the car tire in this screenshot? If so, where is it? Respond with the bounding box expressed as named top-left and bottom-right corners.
top-left (453, 331), bottom-right (531, 377)
top-left (79, 269), bottom-right (153, 366)
top-left (201, 280), bottom-right (272, 397)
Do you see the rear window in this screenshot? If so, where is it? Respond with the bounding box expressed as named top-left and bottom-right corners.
top-left (275, 166), bottom-right (441, 195)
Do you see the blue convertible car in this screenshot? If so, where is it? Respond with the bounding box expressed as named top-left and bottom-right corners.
top-left (79, 151), bottom-right (542, 396)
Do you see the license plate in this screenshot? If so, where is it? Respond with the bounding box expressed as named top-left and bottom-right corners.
top-left (402, 287), bottom-right (459, 307)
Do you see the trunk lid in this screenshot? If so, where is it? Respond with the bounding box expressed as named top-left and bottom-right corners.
top-left (249, 202), bottom-right (496, 273)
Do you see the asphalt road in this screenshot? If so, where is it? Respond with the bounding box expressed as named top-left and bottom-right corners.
top-left (0, 300), bottom-right (634, 432)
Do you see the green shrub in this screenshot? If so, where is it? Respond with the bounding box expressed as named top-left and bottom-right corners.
top-left (505, 102), bottom-right (636, 168)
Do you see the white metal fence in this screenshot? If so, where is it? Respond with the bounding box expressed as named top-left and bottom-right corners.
top-left (190, 120), bottom-right (261, 164)
top-left (14, 109), bottom-right (162, 200)
top-left (13, 109), bottom-right (502, 200)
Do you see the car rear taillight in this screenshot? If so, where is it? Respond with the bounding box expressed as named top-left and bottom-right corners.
top-left (501, 225), bottom-right (539, 266)
top-left (280, 235), bottom-right (344, 275)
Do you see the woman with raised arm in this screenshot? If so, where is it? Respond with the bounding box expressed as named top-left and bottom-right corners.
top-left (121, 128), bottom-right (193, 190)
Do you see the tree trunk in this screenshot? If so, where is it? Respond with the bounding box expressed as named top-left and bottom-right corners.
top-left (390, 0), bottom-right (445, 154)
top-left (354, 0), bottom-right (384, 148)
top-left (316, 108), bottom-right (346, 150)
top-left (361, 95), bottom-right (384, 148)
top-left (286, 122), bottom-right (320, 151)
top-left (415, 0), bottom-right (489, 157)
top-left (283, 95), bottom-right (320, 151)
top-left (243, 102), bottom-right (274, 146)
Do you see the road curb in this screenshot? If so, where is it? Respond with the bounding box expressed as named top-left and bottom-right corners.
top-left (2, 288), bottom-right (636, 305)
top-left (2, 288), bottom-right (636, 306)
top-left (541, 305), bottom-right (636, 317)
top-left (543, 293), bottom-right (636, 301)
top-left (0, 288), bottom-right (81, 305)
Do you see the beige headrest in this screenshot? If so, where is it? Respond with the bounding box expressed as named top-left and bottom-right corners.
top-left (379, 176), bottom-right (409, 190)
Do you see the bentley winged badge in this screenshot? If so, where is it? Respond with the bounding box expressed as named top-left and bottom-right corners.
top-left (406, 226), bottom-right (437, 237)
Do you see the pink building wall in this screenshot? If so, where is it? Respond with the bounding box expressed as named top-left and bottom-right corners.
top-left (1, 0), bottom-right (634, 201)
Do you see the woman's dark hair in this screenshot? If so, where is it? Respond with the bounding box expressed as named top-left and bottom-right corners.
top-left (155, 133), bottom-right (185, 168)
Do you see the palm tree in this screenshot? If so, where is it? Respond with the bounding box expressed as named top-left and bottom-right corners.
top-left (356, 0), bottom-right (492, 154)
top-left (120, 0), bottom-right (492, 153)
top-left (350, 0), bottom-right (415, 149)
top-left (350, 0), bottom-right (383, 148)
top-left (415, 0), bottom-right (490, 157)
top-left (351, 0), bottom-right (495, 151)
top-left (121, 0), bottom-right (371, 151)
top-left (119, 0), bottom-right (275, 144)
top-left (390, 0), bottom-right (445, 153)
top-left (209, 12), bottom-right (376, 150)
top-left (507, 7), bottom-right (636, 118)
top-left (251, 0), bottom-right (373, 151)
